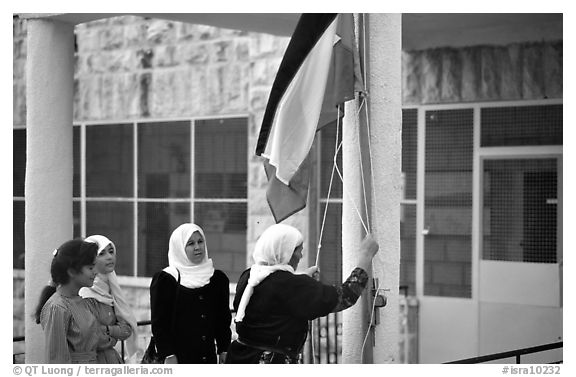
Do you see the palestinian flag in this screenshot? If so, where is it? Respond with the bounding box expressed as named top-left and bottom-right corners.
top-left (256, 13), bottom-right (364, 223)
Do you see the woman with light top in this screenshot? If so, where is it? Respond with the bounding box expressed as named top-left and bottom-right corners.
top-left (34, 238), bottom-right (101, 363)
top-left (150, 223), bottom-right (232, 364)
top-left (79, 235), bottom-right (137, 363)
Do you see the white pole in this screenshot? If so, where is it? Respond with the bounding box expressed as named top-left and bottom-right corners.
top-left (366, 13), bottom-right (402, 364)
top-left (341, 13), bottom-right (402, 364)
top-left (24, 18), bottom-right (75, 363)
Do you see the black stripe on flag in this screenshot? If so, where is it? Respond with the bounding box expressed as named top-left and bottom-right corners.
top-left (256, 13), bottom-right (338, 156)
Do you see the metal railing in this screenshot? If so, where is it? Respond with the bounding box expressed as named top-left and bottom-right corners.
top-left (445, 341), bottom-right (563, 364)
top-left (14, 298), bottom-right (420, 364)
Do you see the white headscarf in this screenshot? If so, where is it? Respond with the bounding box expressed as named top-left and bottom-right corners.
top-left (235, 224), bottom-right (303, 322)
top-left (79, 235), bottom-right (139, 363)
top-left (162, 223), bottom-right (215, 289)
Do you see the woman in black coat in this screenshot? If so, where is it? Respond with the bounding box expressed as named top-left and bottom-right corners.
top-left (226, 224), bottom-right (379, 364)
top-left (150, 223), bottom-right (231, 364)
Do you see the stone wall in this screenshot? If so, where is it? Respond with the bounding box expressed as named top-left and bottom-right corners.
top-left (402, 41), bottom-right (562, 105)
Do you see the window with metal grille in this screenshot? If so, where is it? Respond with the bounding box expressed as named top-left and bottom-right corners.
top-left (400, 108), bottom-right (418, 296)
top-left (71, 117), bottom-right (248, 279)
top-left (317, 124), bottom-right (343, 285)
top-left (481, 105), bottom-right (562, 147)
top-left (13, 129), bottom-right (25, 269)
top-left (194, 118), bottom-right (247, 282)
top-left (482, 158), bottom-right (558, 263)
top-left (424, 109), bottom-right (473, 298)
top-left (402, 108), bottom-right (418, 200)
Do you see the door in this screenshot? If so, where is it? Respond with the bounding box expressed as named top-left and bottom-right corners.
top-left (479, 157), bottom-right (562, 361)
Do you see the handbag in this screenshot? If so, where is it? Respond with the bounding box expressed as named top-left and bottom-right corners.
top-left (141, 269), bottom-right (181, 364)
top-left (141, 336), bottom-right (163, 364)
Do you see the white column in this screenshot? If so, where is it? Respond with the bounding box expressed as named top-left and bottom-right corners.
top-left (24, 18), bottom-right (75, 363)
top-left (367, 13), bottom-right (402, 364)
top-left (341, 13), bottom-right (402, 364)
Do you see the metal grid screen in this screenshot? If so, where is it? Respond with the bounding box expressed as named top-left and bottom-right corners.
top-left (317, 124), bottom-right (343, 285)
top-left (482, 159), bottom-right (557, 263)
top-left (481, 105), bottom-right (562, 147)
top-left (424, 109), bottom-right (473, 298)
top-left (402, 109), bottom-right (418, 200)
top-left (194, 118), bottom-right (248, 283)
top-left (13, 129), bottom-right (25, 268)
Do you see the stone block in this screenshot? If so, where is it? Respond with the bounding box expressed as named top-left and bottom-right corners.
top-left (76, 28), bottom-right (101, 53)
top-left (207, 64), bottom-right (249, 113)
top-left (100, 74), bottom-right (115, 119)
top-left (235, 39), bottom-right (250, 61)
top-left (13, 298), bottom-right (24, 320)
top-left (139, 72), bottom-right (152, 117)
top-left (480, 47), bottom-right (500, 100)
top-left (13, 38), bottom-right (26, 60)
top-left (213, 41), bottom-right (233, 63)
top-left (154, 45), bottom-right (177, 68)
top-left (84, 54), bottom-right (107, 74)
top-left (440, 48), bottom-right (462, 102)
top-left (249, 88), bottom-right (271, 112)
top-left (522, 43), bottom-right (545, 99)
top-left (125, 23), bottom-right (148, 48)
top-left (248, 164), bottom-right (267, 190)
top-left (113, 73), bottom-right (140, 119)
top-left (108, 50), bottom-right (139, 72)
top-left (13, 56), bottom-right (25, 81)
top-left (544, 41), bottom-right (562, 99)
top-left (172, 69), bottom-right (193, 116)
top-left (176, 43), bottom-right (210, 65)
top-left (221, 28), bottom-right (248, 38)
top-left (100, 26), bottom-right (125, 51)
top-left (13, 18), bottom-right (27, 38)
top-left (13, 83), bottom-right (26, 126)
top-left (78, 75), bottom-right (103, 120)
top-left (420, 49), bottom-right (442, 104)
top-left (150, 71), bottom-right (177, 117)
top-left (146, 20), bottom-right (176, 45)
top-left (189, 66), bottom-right (208, 115)
top-left (177, 22), bottom-right (198, 42)
top-left (250, 34), bottom-right (287, 59)
top-left (137, 48), bottom-right (154, 69)
top-left (497, 44), bottom-right (523, 100)
top-left (460, 47), bottom-right (481, 102)
top-left (195, 24), bottom-right (221, 41)
top-left (402, 51), bottom-right (421, 104)
top-left (250, 58), bottom-right (281, 87)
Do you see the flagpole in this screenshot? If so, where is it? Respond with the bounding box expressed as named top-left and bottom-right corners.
top-left (340, 13), bottom-right (372, 364)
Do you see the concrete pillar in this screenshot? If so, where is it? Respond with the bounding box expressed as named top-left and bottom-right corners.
top-left (24, 18), bottom-right (75, 363)
top-left (341, 13), bottom-right (402, 364)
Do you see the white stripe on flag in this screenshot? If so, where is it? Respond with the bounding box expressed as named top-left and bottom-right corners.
top-left (261, 17), bottom-right (339, 185)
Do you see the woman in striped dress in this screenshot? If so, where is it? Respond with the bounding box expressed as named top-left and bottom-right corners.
top-left (79, 235), bottom-right (137, 363)
top-left (34, 238), bottom-right (103, 364)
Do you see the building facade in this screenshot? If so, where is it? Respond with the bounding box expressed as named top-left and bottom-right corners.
top-left (13, 14), bottom-right (562, 363)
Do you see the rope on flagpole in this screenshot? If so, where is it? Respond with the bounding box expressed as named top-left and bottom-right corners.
top-left (311, 104), bottom-right (342, 365)
top-left (315, 107), bottom-right (341, 267)
top-left (358, 12), bottom-right (383, 363)
top-left (357, 97), bottom-right (371, 233)
top-left (334, 154), bottom-right (369, 235)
